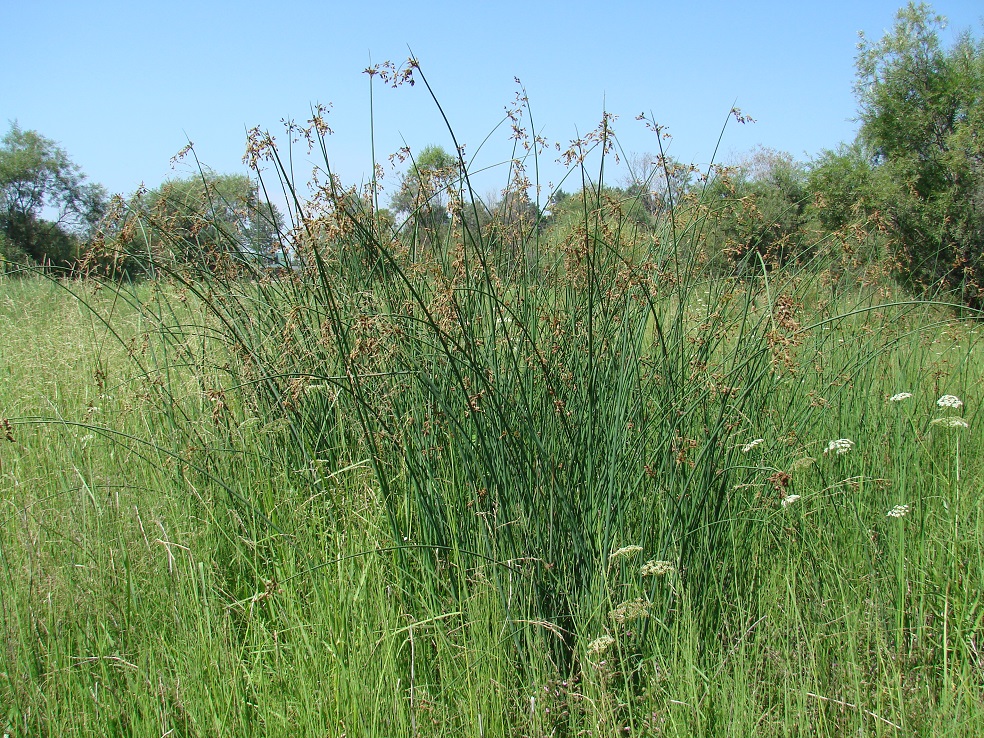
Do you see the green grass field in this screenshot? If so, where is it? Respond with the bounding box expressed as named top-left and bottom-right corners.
top-left (2, 87), bottom-right (984, 733)
top-left (4, 11), bottom-right (984, 732)
top-left (2, 246), bottom-right (982, 736)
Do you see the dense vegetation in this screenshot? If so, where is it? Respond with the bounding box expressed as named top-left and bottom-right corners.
top-left (1, 3), bottom-right (982, 736)
top-left (2, 5), bottom-right (982, 312)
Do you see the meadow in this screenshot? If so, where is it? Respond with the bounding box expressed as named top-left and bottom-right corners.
top-left (2, 97), bottom-right (984, 736)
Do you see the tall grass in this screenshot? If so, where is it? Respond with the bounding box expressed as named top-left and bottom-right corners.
top-left (126, 71), bottom-right (802, 675)
top-left (2, 63), bottom-right (982, 735)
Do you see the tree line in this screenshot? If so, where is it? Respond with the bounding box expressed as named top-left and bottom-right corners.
top-left (2, 3), bottom-right (981, 308)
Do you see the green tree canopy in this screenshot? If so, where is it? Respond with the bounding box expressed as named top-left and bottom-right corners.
top-left (807, 141), bottom-right (878, 232)
top-left (0, 123), bottom-right (106, 270)
top-left (126, 171), bottom-right (284, 274)
top-left (701, 149), bottom-right (814, 272)
top-left (855, 2), bottom-right (984, 308)
top-left (390, 144), bottom-right (461, 240)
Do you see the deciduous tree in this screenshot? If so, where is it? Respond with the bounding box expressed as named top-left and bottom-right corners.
top-left (0, 123), bottom-right (106, 269)
top-left (855, 2), bottom-right (984, 308)
top-left (127, 172), bottom-right (284, 273)
top-left (701, 149), bottom-right (814, 272)
top-left (390, 144), bottom-right (460, 243)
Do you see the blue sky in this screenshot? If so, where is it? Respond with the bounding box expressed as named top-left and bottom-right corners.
top-left (3, 0), bottom-right (982, 205)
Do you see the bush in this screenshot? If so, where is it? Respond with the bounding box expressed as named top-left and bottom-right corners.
top-left (855, 2), bottom-right (984, 310)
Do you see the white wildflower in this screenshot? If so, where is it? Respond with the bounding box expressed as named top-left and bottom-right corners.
top-left (587, 635), bottom-right (615, 657)
top-left (640, 560), bottom-right (675, 577)
top-left (609, 599), bottom-right (650, 624)
top-left (937, 395), bottom-right (964, 409)
top-left (889, 392), bottom-right (913, 402)
top-left (824, 438), bottom-right (854, 455)
top-left (608, 545), bottom-right (643, 563)
top-left (781, 494), bottom-right (801, 508)
top-left (930, 417), bottom-right (969, 429)
top-left (886, 504), bottom-right (910, 518)
top-left (740, 438), bottom-right (764, 453)
top-left (788, 457), bottom-right (815, 472)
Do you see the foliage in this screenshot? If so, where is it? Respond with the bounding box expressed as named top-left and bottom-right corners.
top-left (855, 1), bottom-right (984, 309)
top-left (621, 152), bottom-right (696, 221)
top-left (5, 35), bottom-right (984, 736)
top-left (700, 149), bottom-right (816, 272)
top-left (0, 123), bottom-right (106, 271)
top-left (119, 171), bottom-right (285, 275)
top-left (804, 142), bottom-right (893, 289)
top-left (85, 78), bottom-right (782, 688)
top-left (538, 184), bottom-right (656, 281)
top-left (4, 181), bottom-right (982, 738)
top-left (807, 141), bottom-right (878, 232)
top-left (390, 143), bottom-right (461, 245)
top-left (1, 107), bottom-right (982, 738)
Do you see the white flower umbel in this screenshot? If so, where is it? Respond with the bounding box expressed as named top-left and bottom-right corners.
top-left (937, 394), bottom-right (964, 409)
top-left (886, 504), bottom-right (910, 518)
top-left (740, 438), bottom-right (764, 453)
top-left (640, 560), bottom-right (675, 577)
top-left (788, 457), bottom-right (815, 472)
top-left (587, 635), bottom-right (615, 657)
top-left (824, 438), bottom-right (854, 455)
top-left (889, 392), bottom-right (913, 402)
top-left (930, 401), bottom-right (970, 484)
top-left (930, 417), bottom-right (969, 429)
top-left (609, 599), bottom-right (650, 624)
top-left (608, 545), bottom-right (643, 564)
top-left (781, 494), bottom-right (801, 508)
